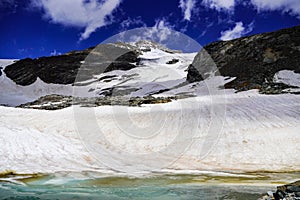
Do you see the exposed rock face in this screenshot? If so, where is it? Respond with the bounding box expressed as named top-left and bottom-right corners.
top-left (186, 65), bottom-right (203, 82)
top-left (4, 44), bottom-right (140, 86)
top-left (4, 49), bottom-right (92, 85)
top-left (187, 25), bottom-right (300, 93)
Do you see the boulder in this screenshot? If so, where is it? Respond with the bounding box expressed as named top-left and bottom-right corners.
top-left (274, 181), bottom-right (300, 200)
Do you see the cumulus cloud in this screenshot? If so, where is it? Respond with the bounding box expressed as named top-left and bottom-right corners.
top-left (126, 19), bottom-right (174, 43)
top-left (202, 0), bottom-right (235, 11)
top-left (201, 0), bottom-right (300, 18)
top-left (250, 0), bottom-right (300, 18)
top-left (120, 17), bottom-right (146, 30)
top-left (179, 0), bottom-right (196, 21)
top-left (219, 21), bottom-right (254, 41)
top-left (30, 0), bottom-right (122, 40)
top-left (150, 20), bottom-right (173, 42)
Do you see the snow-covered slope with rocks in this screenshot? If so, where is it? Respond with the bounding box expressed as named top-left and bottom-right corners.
top-left (0, 44), bottom-right (197, 107)
top-left (73, 48), bottom-right (197, 98)
top-left (0, 35), bottom-right (300, 175)
top-left (0, 60), bottom-right (75, 106)
top-left (0, 90), bottom-right (300, 174)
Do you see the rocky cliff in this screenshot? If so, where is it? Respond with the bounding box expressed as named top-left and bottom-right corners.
top-left (4, 44), bottom-right (140, 86)
top-left (187, 25), bottom-right (300, 94)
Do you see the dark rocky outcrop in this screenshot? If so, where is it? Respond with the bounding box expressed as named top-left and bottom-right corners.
top-left (166, 59), bottom-right (179, 64)
top-left (274, 181), bottom-right (300, 200)
top-left (103, 61), bottom-right (137, 73)
top-left (17, 94), bottom-right (180, 110)
top-left (186, 65), bottom-right (204, 82)
top-left (260, 181), bottom-right (300, 200)
top-left (4, 49), bottom-right (92, 85)
top-left (4, 44), bottom-right (141, 86)
top-left (187, 25), bottom-right (300, 93)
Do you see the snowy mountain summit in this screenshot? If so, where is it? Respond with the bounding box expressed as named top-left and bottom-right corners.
top-left (132, 40), bottom-right (182, 54)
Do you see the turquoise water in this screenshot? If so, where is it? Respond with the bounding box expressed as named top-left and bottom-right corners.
top-left (0, 182), bottom-right (268, 200)
top-left (0, 172), bottom-right (298, 199)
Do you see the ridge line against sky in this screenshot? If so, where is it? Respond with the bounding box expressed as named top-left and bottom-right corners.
top-left (0, 0), bottom-right (299, 58)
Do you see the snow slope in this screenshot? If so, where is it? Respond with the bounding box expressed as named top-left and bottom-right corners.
top-left (274, 70), bottom-right (300, 87)
top-left (0, 90), bottom-right (299, 174)
top-left (273, 70), bottom-right (300, 93)
top-left (73, 48), bottom-right (197, 97)
top-left (0, 48), bottom-right (196, 106)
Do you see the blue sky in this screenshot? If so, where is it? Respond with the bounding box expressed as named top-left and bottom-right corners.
top-left (0, 0), bottom-right (299, 59)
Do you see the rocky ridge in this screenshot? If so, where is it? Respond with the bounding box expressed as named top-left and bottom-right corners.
top-left (4, 47), bottom-right (93, 86)
top-left (187, 25), bottom-right (300, 94)
top-left (17, 94), bottom-right (187, 110)
top-left (4, 44), bottom-right (141, 86)
top-left (4, 40), bottom-right (183, 87)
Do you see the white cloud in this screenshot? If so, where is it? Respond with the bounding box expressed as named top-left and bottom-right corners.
top-left (30, 0), bottom-right (122, 40)
top-left (201, 0), bottom-right (300, 18)
top-left (151, 20), bottom-right (173, 42)
top-left (120, 17), bottom-right (146, 30)
top-left (202, 0), bottom-right (235, 11)
top-left (179, 0), bottom-right (196, 21)
top-left (126, 19), bottom-right (174, 43)
top-left (50, 49), bottom-right (61, 56)
top-left (250, 0), bottom-right (300, 18)
top-left (219, 21), bottom-right (254, 41)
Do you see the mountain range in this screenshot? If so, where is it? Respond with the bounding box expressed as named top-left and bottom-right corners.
top-left (0, 25), bottom-right (299, 109)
